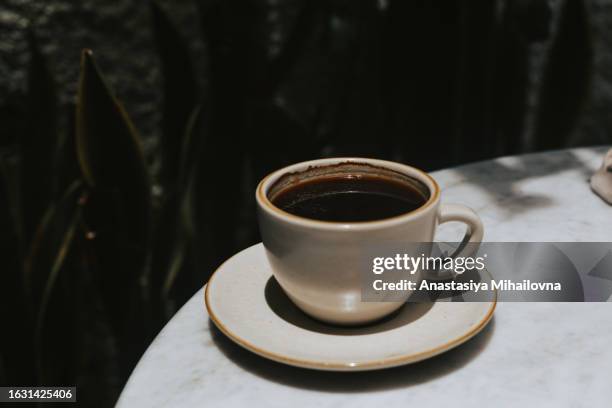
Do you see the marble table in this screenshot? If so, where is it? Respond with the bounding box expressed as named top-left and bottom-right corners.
top-left (117, 147), bottom-right (612, 408)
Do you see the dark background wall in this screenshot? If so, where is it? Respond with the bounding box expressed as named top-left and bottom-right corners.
top-left (0, 1), bottom-right (609, 407)
top-left (2, 0), bottom-right (611, 155)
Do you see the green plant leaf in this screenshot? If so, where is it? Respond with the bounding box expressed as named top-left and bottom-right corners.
top-left (76, 50), bottom-right (151, 202)
top-left (34, 213), bottom-right (80, 382)
top-left (23, 181), bottom-right (83, 383)
top-left (76, 49), bottom-right (152, 258)
top-left (151, 1), bottom-right (198, 188)
top-left (24, 181), bottom-right (82, 301)
top-left (177, 105), bottom-right (203, 192)
top-left (21, 28), bottom-right (59, 244)
top-left (57, 103), bottom-right (82, 197)
top-left (151, 106), bottom-right (202, 313)
top-left (76, 50), bottom-right (153, 376)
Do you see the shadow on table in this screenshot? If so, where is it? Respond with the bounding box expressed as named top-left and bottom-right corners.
top-left (209, 316), bottom-right (495, 393)
top-left (446, 147), bottom-right (605, 218)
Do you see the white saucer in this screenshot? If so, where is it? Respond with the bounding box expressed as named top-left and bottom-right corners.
top-left (205, 243), bottom-right (496, 371)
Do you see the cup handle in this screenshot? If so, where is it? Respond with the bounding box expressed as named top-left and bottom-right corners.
top-left (436, 204), bottom-right (484, 275)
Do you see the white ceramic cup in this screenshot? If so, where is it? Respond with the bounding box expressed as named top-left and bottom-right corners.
top-left (256, 158), bottom-right (483, 325)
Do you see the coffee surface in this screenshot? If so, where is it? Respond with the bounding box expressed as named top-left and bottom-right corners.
top-left (270, 175), bottom-right (428, 222)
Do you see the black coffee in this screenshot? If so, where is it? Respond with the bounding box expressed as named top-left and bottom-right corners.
top-left (270, 175), bottom-right (428, 222)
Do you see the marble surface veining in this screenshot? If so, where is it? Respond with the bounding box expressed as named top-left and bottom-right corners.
top-left (117, 147), bottom-right (612, 408)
